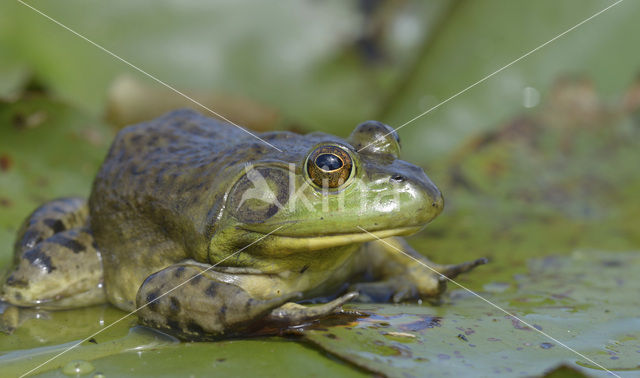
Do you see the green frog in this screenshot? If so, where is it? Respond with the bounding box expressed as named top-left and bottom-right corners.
top-left (1, 109), bottom-right (485, 340)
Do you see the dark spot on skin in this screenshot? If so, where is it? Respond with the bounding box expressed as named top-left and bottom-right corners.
top-left (186, 321), bottom-right (205, 334)
top-left (43, 218), bottom-right (66, 234)
top-left (190, 275), bottom-right (202, 285)
top-left (245, 298), bottom-right (255, 312)
top-left (130, 134), bottom-right (143, 144)
top-left (169, 297), bottom-right (181, 314)
top-left (22, 228), bottom-right (42, 248)
top-left (20, 229), bottom-right (44, 249)
top-left (166, 318), bottom-right (180, 331)
top-left (129, 164), bottom-right (146, 176)
top-left (88, 338), bottom-right (97, 344)
top-left (205, 283), bottom-right (217, 298)
top-left (299, 265), bottom-right (310, 274)
top-left (264, 204), bottom-right (278, 219)
top-left (219, 305), bottom-right (228, 325)
top-left (14, 292), bottom-right (23, 300)
top-left (146, 291), bottom-right (159, 311)
top-left (5, 274), bottom-right (29, 288)
top-left (53, 235), bottom-right (86, 254)
top-left (23, 248), bottom-right (56, 273)
top-left (174, 266), bottom-right (185, 278)
top-left (0, 154), bottom-right (12, 171)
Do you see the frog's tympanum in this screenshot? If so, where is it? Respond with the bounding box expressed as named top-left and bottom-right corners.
top-left (1, 109), bottom-right (485, 340)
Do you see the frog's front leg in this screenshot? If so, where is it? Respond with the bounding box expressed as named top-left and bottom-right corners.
top-left (136, 263), bottom-right (357, 340)
top-left (352, 237), bottom-right (487, 303)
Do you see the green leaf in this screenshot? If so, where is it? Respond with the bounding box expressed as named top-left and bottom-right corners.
top-left (303, 251), bottom-right (640, 377)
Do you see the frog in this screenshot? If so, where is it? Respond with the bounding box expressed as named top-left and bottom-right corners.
top-left (1, 109), bottom-right (485, 340)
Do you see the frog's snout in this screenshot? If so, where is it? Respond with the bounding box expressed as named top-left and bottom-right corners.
top-left (431, 191), bottom-right (444, 213)
top-left (389, 169), bottom-right (444, 218)
top-left (424, 182), bottom-right (444, 219)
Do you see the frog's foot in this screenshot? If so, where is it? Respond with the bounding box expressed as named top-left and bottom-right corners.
top-left (363, 238), bottom-right (487, 301)
top-left (1, 197), bottom-right (106, 310)
top-left (396, 257), bottom-right (488, 301)
top-left (136, 263), bottom-right (302, 340)
top-left (352, 257), bottom-right (488, 303)
top-left (351, 276), bottom-right (442, 303)
top-left (265, 292), bottom-right (359, 326)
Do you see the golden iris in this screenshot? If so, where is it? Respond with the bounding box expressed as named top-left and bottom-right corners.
top-left (306, 145), bottom-right (353, 189)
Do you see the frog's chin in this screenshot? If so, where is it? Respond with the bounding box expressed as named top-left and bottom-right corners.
top-left (247, 225), bottom-right (424, 251)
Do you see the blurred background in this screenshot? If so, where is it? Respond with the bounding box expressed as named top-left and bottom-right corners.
top-left (1, 1), bottom-right (639, 376)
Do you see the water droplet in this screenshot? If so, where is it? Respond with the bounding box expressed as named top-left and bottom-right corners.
top-left (63, 360), bottom-right (95, 376)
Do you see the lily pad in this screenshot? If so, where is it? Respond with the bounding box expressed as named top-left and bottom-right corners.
top-left (303, 251), bottom-right (640, 377)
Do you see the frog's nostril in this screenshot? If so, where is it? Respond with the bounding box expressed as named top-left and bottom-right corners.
top-left (431, 193), bottom-right (444, 212)
top-left (390, 175), bottom-right (405, 183)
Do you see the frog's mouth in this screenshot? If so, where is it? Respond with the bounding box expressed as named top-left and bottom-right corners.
top-left (245, 225), bottom-right (423, 251)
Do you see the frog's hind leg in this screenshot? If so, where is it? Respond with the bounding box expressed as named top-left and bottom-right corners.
top-left (136, 262), bottom-right (296, 340)
top-left (136, 262), bottom-right (357, 340)
top-left (1, 198), bottom-right (106, 310)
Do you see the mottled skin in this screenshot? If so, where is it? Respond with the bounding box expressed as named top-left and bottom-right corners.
top-left (1, 109), bottom-right (485, 339)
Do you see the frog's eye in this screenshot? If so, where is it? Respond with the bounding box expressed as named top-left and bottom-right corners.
top-left (306, 145), bottom-right (353, 189)
top-left (348, 120), bottom-right (400, 157)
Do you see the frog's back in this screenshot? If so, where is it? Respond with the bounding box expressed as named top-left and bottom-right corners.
top-left (89, 109), bottom-right (268, 308)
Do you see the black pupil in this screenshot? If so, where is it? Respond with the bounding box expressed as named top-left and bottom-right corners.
top-left (315, 154), bottom-right (342, 171)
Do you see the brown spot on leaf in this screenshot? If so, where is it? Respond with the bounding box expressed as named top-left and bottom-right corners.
top-left (0, 154), bottom-right (12, 171)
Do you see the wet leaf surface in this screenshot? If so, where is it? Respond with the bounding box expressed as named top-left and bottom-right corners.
top-left (303, 251), bottom-right (640, 377)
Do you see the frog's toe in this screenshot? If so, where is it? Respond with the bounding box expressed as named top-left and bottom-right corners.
top-left (327, 291), bottom-right (359, 310)
top-left (266, 291), bottom-right (358, 324)
top-left (439, 257), bottom-right (488, 279)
